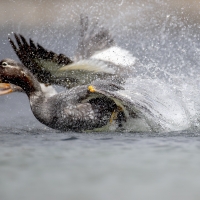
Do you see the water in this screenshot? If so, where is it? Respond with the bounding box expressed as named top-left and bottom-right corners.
top-left (0, 0), bottom-right (200, 199)
top-left (1, 131), bottom-right (200, 200)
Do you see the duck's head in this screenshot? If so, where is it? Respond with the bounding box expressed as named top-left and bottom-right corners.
top-left (0, 58), bottom-right (41, 96)
top-left (0, 58), bottom-right (25, 82)
top-left (0, 59), bottom-right (23, 95)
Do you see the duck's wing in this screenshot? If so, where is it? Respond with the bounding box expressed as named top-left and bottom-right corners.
top-left (57, 59), bottom-right (119, 87)
top-left (8, 34), bottom-right (75, 87)
top-left (74, 16), bottom-right (137, 80)
top-left (9, 33), bottom-right (116, 88)
top-left (75, 15), bottom-right (115, 60)
top-left (57, 16), bottom-right (120, 85)
top-left (88, 79), bottom-right (190, 133)
top-left (86, 80), bottom-right (156, 130)
top-left (87, 80), bottom-right (134, 117)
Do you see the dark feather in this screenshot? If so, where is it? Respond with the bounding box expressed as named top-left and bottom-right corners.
top-left (8, 33), bottom-right (73, 86)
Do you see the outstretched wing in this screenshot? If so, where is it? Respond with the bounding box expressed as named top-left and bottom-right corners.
top-left (75, 15), bottom-right (115, 60)
top-left (9, 33), bottom-right (117, 88)
top-left (9, 34), bottom-right (75, 87)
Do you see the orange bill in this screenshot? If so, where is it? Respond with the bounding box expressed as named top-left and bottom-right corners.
top-left (0, 83), bottom-right (23, 95)
top-left (0, 83), bottom-right (14, 95)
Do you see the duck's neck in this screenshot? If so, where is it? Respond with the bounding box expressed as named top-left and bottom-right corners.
top-left (8, 67), bottom-right (43, 97)
top-left (10, 68), bottom-right (53, 125)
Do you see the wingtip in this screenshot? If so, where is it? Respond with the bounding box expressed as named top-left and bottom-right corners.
top-left (8, 36), bottom-right (17, 51)
top-left (14, 33), bottom-right (19, 39)
top-left (29, 38), bottom-right (36, 48)
top-left (19, 34), bottom-right (25, 41)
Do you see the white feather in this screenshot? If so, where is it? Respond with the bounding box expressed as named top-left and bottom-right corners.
top-left (91, 46), bottom-right (136, 67)
top-left (59, 59), bottom-right (115, 74)
top-left (40, 83), bottom-right (57, 97)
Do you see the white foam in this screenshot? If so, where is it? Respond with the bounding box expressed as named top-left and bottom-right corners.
top-left (114, 78), bottom-right (191, 132)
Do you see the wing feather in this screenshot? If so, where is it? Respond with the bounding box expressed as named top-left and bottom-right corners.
top-left (8, 33), bottom-right (73, 86)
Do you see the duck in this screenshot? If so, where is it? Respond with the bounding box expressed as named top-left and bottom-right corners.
top-left (0, 17), bottom-right (147, 132)
top-left (0, 59), bottom-right (190, 133)
top-left (0, 58), bottom-right (128, 132)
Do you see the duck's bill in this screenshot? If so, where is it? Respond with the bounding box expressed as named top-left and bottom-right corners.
top-left (0, 83), bottom-right (14, 95)
top-left (0, 83), bottom-right (24, 95)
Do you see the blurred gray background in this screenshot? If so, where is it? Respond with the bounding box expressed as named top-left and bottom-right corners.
top-left (0, 0), bottom-right (199, 58)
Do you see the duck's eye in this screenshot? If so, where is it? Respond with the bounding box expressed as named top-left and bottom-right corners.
top-left (2, 62), bottom-right (8, 67)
